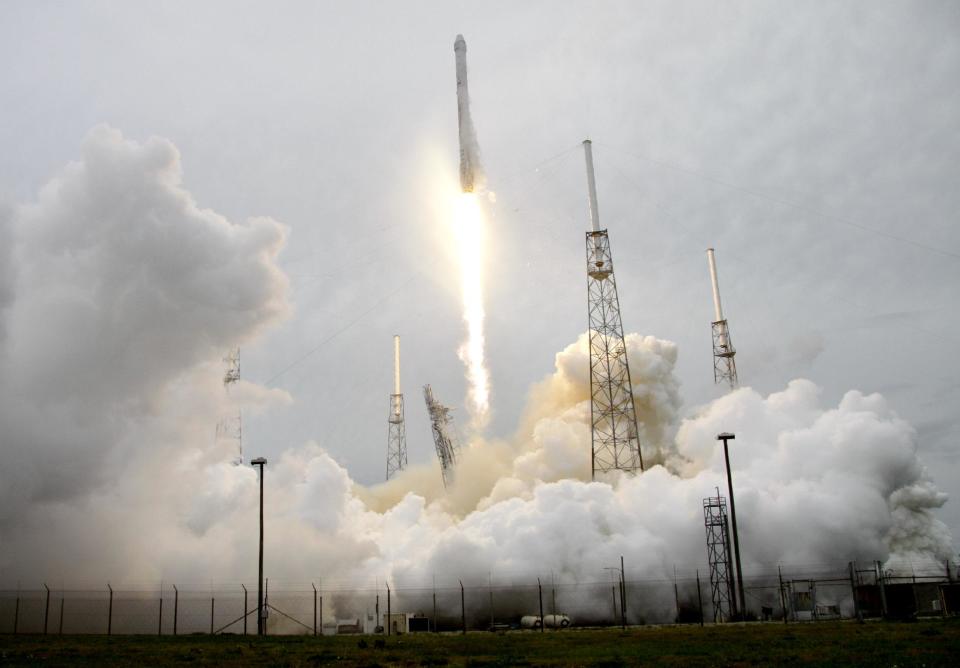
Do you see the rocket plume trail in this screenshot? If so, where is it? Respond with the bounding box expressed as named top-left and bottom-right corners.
top-left (453, 191), bottom-right (490, 429)
top-left (452, 34), bottom-right (490, 429)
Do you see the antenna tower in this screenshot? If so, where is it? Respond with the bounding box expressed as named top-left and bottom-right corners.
top-left (582, 140), bottom-right (643, 478)
top-left (707, 248), bottom-right (738, 389)
top-left (386, 335), bottom-right (407, 480)
top-left (703, 489), bottom-right (737, 621)
top-left (216, 347), bottom-right (243, 465)
top-left (423, 384), bottom-right (459, 488)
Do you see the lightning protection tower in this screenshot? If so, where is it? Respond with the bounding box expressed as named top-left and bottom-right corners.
top-left (703, 489), bottom-right (737, 622)
top-left (707, 248), bottom-right (738, 389)
top-left (386, 335), bottom-right (407, 480)
top-left (216, 347), bottom-right (243, 465)
top-left (582, 139), bottom-right (643, 478)
top-left (423, 384), bottom-right (459, 488)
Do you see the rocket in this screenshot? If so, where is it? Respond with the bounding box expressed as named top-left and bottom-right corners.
top-left (455, 34), bottom-right (477, 193)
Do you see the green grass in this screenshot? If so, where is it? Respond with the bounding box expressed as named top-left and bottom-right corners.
top-left (2, 619), bottom-right (959, 666)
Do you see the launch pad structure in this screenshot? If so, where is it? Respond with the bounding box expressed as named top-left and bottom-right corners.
top-left (707, 248), bottom-right (739, 389)
top-left (582, 140), bottom-right (644, 478)
top-left (703, 489), bottom-right (737, 622)
top-left (424, 384), bottom-right (460, 488)
top-left (216, 347), bottom-right (243, 466)
top-left (386, 335), bottom-right (407, 480)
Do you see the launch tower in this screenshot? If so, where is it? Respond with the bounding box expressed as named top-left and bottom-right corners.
top-left (423, 384), bottom-right (459, 488)
top-left (386, 335), bottom-right (407, 480)
top-left (707, 248), bottom-right (738, 389)
top-left (703, 490), bottom-right (737, 622)
top-left (582, 140), bottom-right (644, 478)
top-left (216, 347), bottom-right (243, 465)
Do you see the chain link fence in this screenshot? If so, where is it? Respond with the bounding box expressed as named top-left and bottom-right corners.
top-left (2, 561), bottom-right (957, 635)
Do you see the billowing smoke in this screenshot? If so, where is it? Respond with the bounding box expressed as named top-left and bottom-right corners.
top-left (0, 129), bottom-right (951, 625)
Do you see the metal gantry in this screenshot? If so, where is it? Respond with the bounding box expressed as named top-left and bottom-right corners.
top-left (703, 489), bottom-right (737, 622)
top-left (711, 319), bottom-right (738, 388)
top-left (386, 336), bottom-right (407, 480)
top-left (386, 395), bottom-right (407, 480)
top-left (216, 347), bottom-right (243, 465)
top-left (706, 249), bottom-right (739, 389)
top-left (423, 384), bottom-right (459, 488)
top-left (583, 140), bottom-right (643, 478)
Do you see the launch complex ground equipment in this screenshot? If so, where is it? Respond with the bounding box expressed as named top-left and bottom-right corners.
top-left (424, 384), bottom-right (460, 488)
top-left (216, 347), bottom-right (243, 465)
top-left (707, 248), bottom-right (738, 389)
top-left (386, 335), bottom-right (407, 480)
top-left (582, 140), bottom-right (643, 478)
top-left (703, 489), bottom-right (737, 621)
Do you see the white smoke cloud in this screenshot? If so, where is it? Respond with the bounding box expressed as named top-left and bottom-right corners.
top-left (0, 125), bottom-right (289, 564)
top-left (0, 127), bottom-right (950, 617)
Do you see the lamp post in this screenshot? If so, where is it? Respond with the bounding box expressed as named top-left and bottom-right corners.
top-left (717, 432), bottom-right (745, 619)
top-left (251, 456), bottom-right (267, 635)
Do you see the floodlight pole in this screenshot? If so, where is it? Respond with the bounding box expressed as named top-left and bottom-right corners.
top-left (718, 433), bottom-right (746, 618)
top-left (251, 456), bottom-right (268, 635)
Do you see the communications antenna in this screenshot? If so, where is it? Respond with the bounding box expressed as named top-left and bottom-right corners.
top-left (386, 335), bottom-right (407, 480)
top-left (216, 347), bottom-right (243, 465)
top-left (707, 248), bottom-right (739, 389)
top-left (582, 140), bottom-right (643, 478)
top-left (703, 488), bottom-right (737, 622)
top-left (423, 384), bottom-right (459, 488)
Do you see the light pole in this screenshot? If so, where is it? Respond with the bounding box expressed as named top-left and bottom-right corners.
top-left (717, 432), bottom-right (746, 619)
top-left (251, 456), bottom-right (267, 635)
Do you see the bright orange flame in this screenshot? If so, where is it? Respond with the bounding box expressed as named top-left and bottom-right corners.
top-left (452, 192), bottom-right (489, 429)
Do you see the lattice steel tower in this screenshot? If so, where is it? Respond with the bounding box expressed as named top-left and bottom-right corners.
top-left (423, 384), bottom-right (459, 488)
top-left (703, 488), bottom-right (737, 622)
top-left (386, 335), bottom-right (407, 480)
top-left (707, 248), bottom-right (738, 389)
top-left (216, 347), bottom-right (243, 465)
top-left (582, 140), bottom-right (643, 478)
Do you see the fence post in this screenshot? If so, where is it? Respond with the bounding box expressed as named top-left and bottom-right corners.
top-left (242, 585), bottom-right (248, 636)
top-left (173, 585), bottom-right (179, 636)
top-left (619, 579), bottom-right (626, 630)
top-left (312, 583), bottom-right (317, 636)
top-left (673, 568), bottom-right (680, 623)
top-left (107, 584), bottom-right (113, 635)
top-left (210, 597), bottom-right (215, 635)
top-left (432, 590), bottom-right (437, 633)
top-left (696, 570), bottom-right (704, 627)
top-left (537, 578), bottom-right (544, 633)
top-left (620, 555), bottom-right (627, 628)
top-left (13, 592), bottom-right (19, 634)
top-left (460, 580), bottom-right (466, 635)
top-left (849, 561), bottom-right (862, 621)
top-left (387, 585), bottom-right (391, 635)
top-left (778, 565), bottom-right (788, 624)
top-left (59, 591), bottom-right (65, 635)
top-left (319, 596), bottom-right (323, 635)
top-left (158, 589), bottom-right (163, 636)
top-left (876, 561), bottom-right (888, 618)
top-left (44, 584), bottom-right (50, 635)
top-left (611, 585), bottom-right (617, 624)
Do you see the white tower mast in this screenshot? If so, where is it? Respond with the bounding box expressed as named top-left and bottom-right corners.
top-left (707, 249), bottom-right (738, 389)
top-left (386, 335), bottom-right (407, 479)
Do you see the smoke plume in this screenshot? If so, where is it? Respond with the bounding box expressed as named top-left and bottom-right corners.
top-left (0, 129), bottom-right (951, 623)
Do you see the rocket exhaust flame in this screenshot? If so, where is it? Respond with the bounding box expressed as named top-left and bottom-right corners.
top-left (453, 192), bottom-right (490, 428)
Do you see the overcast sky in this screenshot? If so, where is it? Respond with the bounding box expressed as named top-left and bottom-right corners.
top-left (2, 1), bottom-right (958, 550)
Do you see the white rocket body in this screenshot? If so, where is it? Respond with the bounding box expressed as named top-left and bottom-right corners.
top-left (455, 34), bottom-right (477, 193)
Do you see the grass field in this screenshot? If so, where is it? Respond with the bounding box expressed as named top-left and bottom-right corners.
top-left (2, 619), bottom-right (959, 666)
